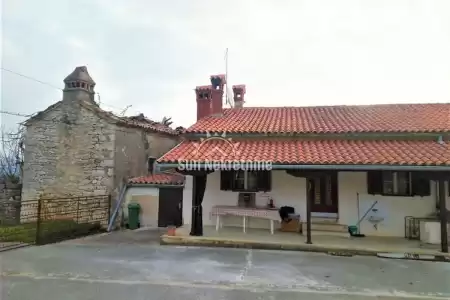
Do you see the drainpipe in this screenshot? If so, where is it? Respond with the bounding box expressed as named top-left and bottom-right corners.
top-left (107, 184), bottom-right (128, 232)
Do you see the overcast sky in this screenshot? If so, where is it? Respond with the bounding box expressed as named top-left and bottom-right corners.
top-left (1, 0), bottom-right (450, 130)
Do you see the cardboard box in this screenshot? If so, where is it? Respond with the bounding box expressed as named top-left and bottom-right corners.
top-left (280, 219), bottom-right (302, 233)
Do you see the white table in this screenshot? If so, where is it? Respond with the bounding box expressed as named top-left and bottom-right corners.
top-left (211, 205), bottom-right (280, 234)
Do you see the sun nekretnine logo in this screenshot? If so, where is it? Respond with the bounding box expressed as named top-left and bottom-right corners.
top-left (178, 131), bottom-right (272, 171)
top-left (193, 132), bottom-right (240, 159)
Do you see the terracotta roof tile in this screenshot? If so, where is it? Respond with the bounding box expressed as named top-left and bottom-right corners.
top-left (158, 139), bottom-right (450, 166)
top-left (128, 173), bottom-right (185, 185)
top-left (185, 103), bottom-right (450, 134)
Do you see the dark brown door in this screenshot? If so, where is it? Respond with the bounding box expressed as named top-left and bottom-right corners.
top-left (307, 173), bottom-right (338, 213)
top-left (158, 188), bottom-right (183, 227)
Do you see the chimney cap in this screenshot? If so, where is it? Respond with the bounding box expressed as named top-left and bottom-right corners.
top-left (64, 66), bottom-right (96, 85)
top-left (195, 85), bottom-right (212, 91)
top-left (210, 74), bottom-right (226, 89)
top-left (232, 84), bottom-right (246, 93)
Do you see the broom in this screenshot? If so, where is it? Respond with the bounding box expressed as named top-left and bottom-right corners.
top-left (348, 194), bottom-right (378, 237)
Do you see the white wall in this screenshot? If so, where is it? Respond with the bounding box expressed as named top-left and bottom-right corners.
top-left (183, 171), bottom-right (444, 237)
top-left (183, 171), bottom-right (305, 230)
top-left (338, 172), bottom-right (437, 237)
top-left (123, 186), bottom-right (159, 228)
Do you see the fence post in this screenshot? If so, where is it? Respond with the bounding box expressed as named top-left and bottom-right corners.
top-left (76, 197), bottom-right (80, 223)
top-left (107, 195), bottom-right (112, 228)
top-left (35, 199), bottom-right (42, 245)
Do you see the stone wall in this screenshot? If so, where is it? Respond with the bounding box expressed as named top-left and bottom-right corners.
top-left (113, 128), bottom-right (179, 190)
top-left (21, 97), bottom-right (179, 224)
top-left (21, 100), bottom-right (115, 201)
top-left (0, 183), bottom-right (22, 225)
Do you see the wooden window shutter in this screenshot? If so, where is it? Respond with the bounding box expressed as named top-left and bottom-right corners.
top-left (367, 171), bottom-right (383, 195)
top-left (257, 171), bottom-right (272, 191)
top-left (411, 173), bottom-right (430, 197)
top-left (220, 170), bottom-right (234, 191)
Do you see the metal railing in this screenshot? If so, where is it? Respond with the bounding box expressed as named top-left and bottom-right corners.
top-left (0, 195), bottom-right (111, 250)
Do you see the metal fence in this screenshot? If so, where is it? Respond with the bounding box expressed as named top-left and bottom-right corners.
top-left (0, 195), bottom-right (111, 251)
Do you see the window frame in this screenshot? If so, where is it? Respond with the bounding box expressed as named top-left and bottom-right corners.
top-left (381, 171), bottom-right (412, 196)
top-left (220, 170), bottom-right (271, 192)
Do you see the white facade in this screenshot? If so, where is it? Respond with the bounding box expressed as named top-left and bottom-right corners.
top-left (182, 171), bottom-right (450, 237)
top-left (123, 186), bottom-right (160, 228)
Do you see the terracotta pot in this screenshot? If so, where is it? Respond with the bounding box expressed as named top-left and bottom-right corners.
top-left (167, 226), bottom-right (176, 236)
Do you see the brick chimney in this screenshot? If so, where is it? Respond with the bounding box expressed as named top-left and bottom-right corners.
top-left (195, 74), bottom-right (226, 120)
top-left (195, 85), bottom-right (212, 120)
top-left (210, 74), bottom-right (226, 116)
top-left (232, 85), bottom-right (246, 108)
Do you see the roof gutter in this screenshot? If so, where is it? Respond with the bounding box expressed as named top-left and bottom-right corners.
top-left (156, 163), bottom-right (450, 172)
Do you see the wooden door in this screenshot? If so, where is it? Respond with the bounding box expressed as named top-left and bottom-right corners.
top-left (158, 188), bottom-right (183, 227)
top-left (307, 173), bottom-right (338, 213)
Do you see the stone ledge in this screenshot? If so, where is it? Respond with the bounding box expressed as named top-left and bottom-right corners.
top-left (160, 235), bottom-right (450, 263)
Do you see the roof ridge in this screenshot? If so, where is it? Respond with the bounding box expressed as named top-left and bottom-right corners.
top-left (223, 102), bottom-right (450, 109)
top-left (187, 102), bottom-right (450, 134)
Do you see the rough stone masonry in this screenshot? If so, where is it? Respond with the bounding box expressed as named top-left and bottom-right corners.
top-left (20, 66), bottom-right (179, 222)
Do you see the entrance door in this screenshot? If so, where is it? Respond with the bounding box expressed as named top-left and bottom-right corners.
top-left (307, 173), bottom-right (338, 214)
top-left (158, 188), bottom-right (183, 227)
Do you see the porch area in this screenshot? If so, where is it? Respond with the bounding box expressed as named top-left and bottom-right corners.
top-left (162, 225), bottom-right (450, 260)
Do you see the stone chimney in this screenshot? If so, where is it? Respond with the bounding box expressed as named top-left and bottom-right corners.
top-left (63, 66), bottom-right (96, 104)
top-left (232, 85), bottom-right (246, 108)
top-left (195, 74), bottom-right (226, 120)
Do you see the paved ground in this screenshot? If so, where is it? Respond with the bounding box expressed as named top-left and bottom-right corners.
top-left (0, 230), bottom-right (449, 300)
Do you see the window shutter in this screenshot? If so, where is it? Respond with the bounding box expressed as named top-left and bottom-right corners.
top-left (257, 171), bottom-right (272, 191)
top-left (411, 173), bottom-right (430, 196)
top-left (367, 171), bottom-right (383, 195)
top-left (220, 170), bottom-right (234, 191)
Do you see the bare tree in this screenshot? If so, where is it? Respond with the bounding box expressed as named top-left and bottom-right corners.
top-left (0, 126), bottom-right (24, 183)
top-left (161, 116), bottom-right (173, 126)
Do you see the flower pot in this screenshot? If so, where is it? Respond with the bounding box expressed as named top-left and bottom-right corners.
top-left (167, 226), bottom-right (176, 236)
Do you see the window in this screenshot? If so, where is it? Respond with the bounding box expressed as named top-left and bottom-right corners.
top-left (220, 170), bottom-right (271, 192)
top-left (367, 171), bottom-right (430, 196)
top-left (381, 171), bottom-right (411, 196)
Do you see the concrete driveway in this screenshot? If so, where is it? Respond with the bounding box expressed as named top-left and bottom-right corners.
top-left (1, 230), bottom-right (449, 300)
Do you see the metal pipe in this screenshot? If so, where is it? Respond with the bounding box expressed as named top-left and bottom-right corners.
top-left (438, 179), bottom-right (448, 253)
top-left (107, 184), bottom-right (127, 232)
top-left (306, 179), bottom-right (312, 244)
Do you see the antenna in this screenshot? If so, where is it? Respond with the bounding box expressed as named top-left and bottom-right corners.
top-left (224, 48), bottom-right (233, 108)
top-left (120, 105), bottom-right (132, 116)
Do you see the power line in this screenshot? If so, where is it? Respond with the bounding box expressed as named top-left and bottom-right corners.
top-left (1, 67), bottom-right (135, 114)
top-left (0, 110), bottom-right (32, 118)
top-left (1, 67), bottom-right (63, 91)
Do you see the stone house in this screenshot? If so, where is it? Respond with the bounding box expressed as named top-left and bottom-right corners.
top-left (21, 66), bottom-right (181, 202)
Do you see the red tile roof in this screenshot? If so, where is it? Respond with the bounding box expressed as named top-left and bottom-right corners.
top-left (185, 103), bottom-right (450, 134)
top-left (158, 139), bottom-right (450, 166)
top-left (128, 173), bottom-right (185, 185)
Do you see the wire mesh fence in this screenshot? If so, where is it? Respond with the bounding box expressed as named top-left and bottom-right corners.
top-left (0, 195), bottom-right (111, 250)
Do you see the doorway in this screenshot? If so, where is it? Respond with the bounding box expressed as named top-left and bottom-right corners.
top-left (158, 187), bottom-right (183, 227)
top-left (307, 172), bottom-right (338, 214)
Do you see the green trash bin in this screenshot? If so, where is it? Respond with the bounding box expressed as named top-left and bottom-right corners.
top-left (127, 203), bottom-right (141, 230)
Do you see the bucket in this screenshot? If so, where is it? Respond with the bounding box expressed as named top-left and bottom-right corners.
top-left (167, 226), bottom-right (176, 236)
top-left (348, 225), bottom-right (358, 235)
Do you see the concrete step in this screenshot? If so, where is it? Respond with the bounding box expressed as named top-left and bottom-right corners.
top-left (310, 230), bottom-right (350, 237)
top-left (311, 217), bottom-right (338, 224)
top-left (305, 222), bottom-right (348, 233)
